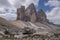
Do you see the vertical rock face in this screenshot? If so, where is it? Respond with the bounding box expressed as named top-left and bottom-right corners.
top-left (16, 3), bottom-right (48, 23)
top-left (17, 6), bottom-right (25, 20)
top-left (17, 8), bottom-right (20, 20)
top-left (25, 3), bottom-right (37, 22)
top-left (24, 16), bottom-right (30, 22)
top-left (37, 9), bottom-right (48, 23)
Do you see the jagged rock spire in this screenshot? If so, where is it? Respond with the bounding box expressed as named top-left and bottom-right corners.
top-left (17, 6), bottom-right (25, 20)
top-left (36, 9), bottom-right (48, 23)
top-left (25, 3), bottom-right (37, 22)
top-left (28, 3), bottom-right (35, 9)
top-left (38, 9), bottom-right (46, 18)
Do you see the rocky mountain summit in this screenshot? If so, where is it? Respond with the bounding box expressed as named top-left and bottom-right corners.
top-left (0, 3), bottom-right (60, 37)
top-left (17, 3), bottom-right (48, 23)
top-left (36, 9), bottom-right (48, 23)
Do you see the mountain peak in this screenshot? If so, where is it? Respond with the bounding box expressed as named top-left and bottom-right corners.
top-left (29, 3), bottom-right (34, 7)
top-left (36, 9), bottom-right (48, 23)
top-left (25, 3), bottom-right (37, 22)
top-left (27, 3), bottom-right (35, 9)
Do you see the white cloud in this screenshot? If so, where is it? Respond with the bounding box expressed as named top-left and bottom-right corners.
top-left (0, 8), bottom-right (4, 11)
top-left (45, 0), bottom-right (60, 24)
top-left (8, 0), bottom-right (15, 5)
top-left (8, 0), bottom-right (39, 8)
top-left (0, 8), bottom-right (16, 20)
top-left (0, 0), bottom-right (39, 8)
top-left (0, 13), bottom-right (17, 20)
top-left (0, 0), bottom-right (11, 8)
top-left (45, 0), bottom-right (60, 7)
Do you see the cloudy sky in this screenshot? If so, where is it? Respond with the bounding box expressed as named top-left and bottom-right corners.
top-left (0, 0), bottom-right (60, 25)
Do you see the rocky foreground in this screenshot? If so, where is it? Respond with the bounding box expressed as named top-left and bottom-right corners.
top-left (0, 17), bottom-right (60, 38)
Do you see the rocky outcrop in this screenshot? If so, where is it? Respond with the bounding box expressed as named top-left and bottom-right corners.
top-left (36, 9), bottom-right (48, 24)
top-left (17, 6), bottom-right (25, 20)
top-left (23, 16), bottom-right (30, 22)
top-left (17, 8), bottom-right (20, 20)
top-left (16, 3), bottom-right (48, 23)
top-left (25, 3), bottom-right (37, 22)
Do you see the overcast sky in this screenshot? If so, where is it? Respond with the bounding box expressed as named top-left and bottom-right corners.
top-left (0, 0), bottom-right (60, 25)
